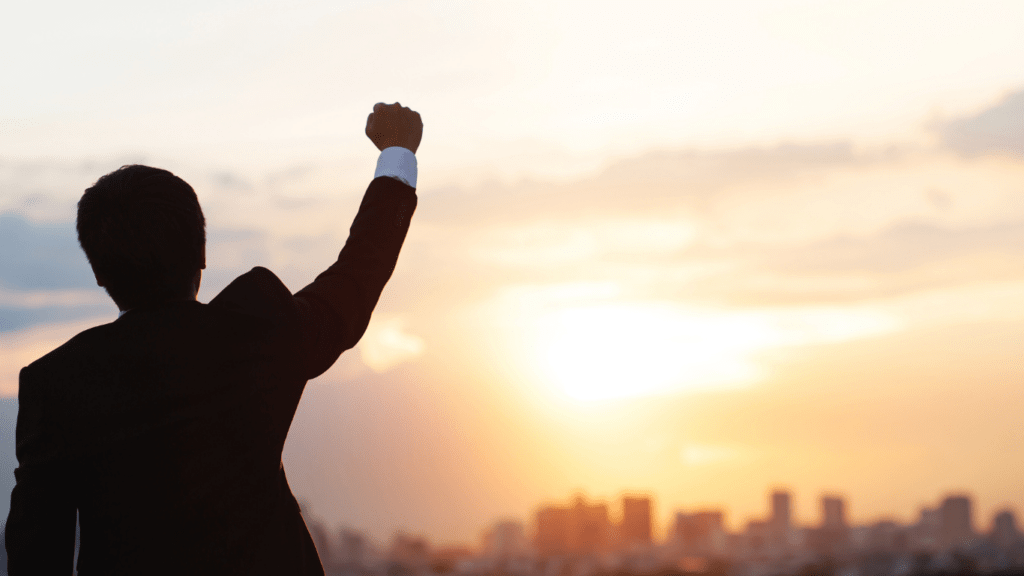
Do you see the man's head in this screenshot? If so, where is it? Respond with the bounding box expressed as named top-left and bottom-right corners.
top-left (77, 165), bottom-right (206, 311)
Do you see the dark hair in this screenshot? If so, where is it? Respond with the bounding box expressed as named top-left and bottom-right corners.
top-left (77, 165), bottom-right (206, 310)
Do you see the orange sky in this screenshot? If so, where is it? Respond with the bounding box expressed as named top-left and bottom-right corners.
top-left (3, 0), bottom-right (1024, 546)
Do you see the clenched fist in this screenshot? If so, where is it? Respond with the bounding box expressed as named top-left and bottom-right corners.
top-left (365, 102), bottom-right (423, 154)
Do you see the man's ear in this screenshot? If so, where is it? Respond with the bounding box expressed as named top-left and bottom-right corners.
top-left (201, 245), bottom-right (206, 270)
top-left (94, 270), bottom-right (106, 288)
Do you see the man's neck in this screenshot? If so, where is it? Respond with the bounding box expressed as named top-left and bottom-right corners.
top-left (116, 295), bottom-right (198, 318)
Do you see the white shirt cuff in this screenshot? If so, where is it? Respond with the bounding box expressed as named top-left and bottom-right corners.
top-left (374, 146), bottom-right (417, 188)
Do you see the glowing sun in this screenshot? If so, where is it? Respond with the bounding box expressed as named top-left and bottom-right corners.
top-left (530, 302), bottom-right (896, 402)
top-left (532, 304), bottom-right (765, 401)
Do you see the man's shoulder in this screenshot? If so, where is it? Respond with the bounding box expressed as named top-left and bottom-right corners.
top-left (209, 266), bottom-right (300, 327)
top-left (22, 266), bottom-right (296, 378)
top-left (18, 320), bottom-right (118, 403)
top-left (22, 321), bottom-right (115, 376)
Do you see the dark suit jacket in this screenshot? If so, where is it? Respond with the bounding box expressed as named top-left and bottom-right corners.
top-left (5, 176), bottom-right (417, 575)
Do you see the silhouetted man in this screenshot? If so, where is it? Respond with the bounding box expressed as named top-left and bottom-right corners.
top-left (5, 103), bottom-right (423, 574)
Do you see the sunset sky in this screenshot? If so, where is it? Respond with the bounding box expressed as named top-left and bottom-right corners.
top-left (3, 0), bottom-right (1024, 547)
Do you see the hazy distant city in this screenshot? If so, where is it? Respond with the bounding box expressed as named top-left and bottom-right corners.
top-left (293, 488), bottom-right (1024, 576)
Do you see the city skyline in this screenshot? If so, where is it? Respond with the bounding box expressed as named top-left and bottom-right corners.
top-left (284, 485), bottom-right (1024, 576)
top-left (298, 485), bottom-right (1022, 553)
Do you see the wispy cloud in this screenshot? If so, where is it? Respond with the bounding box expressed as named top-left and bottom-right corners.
top-left (358, 316), bottom-right (426, 373)
top-left (938, 89), bottom-right (1024, 158)
top-left (0, 213), bottom-right (94, 292)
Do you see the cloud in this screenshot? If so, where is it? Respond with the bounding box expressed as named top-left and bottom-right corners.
top-left (0, 213), bottom-right (94, 292)
top-left (0, 305), bottom-right (113, 333)
top-left (681, 219), bottom-right (1024, 306)
top-left (774, 219), bottom-right (1024, 273)
top-left (939, 90), bottom-right (1024, 158)
top-left (6, 135), bottom-right (1013, 335)
top-left (469, 219), bottom-right (697, 268)
top-left (357, 317), bottom-right (425, 373)
top-left (680, 444), bottom-right (746, 467)
top-left (209, 170), bottom-right (253, 193)
top-left (0, 157), bottom-right (131, 224)
top-left (410, 137), bottom-right (1024, 313)
top-left (0, 211), bottom-right (278, 331)
top-left (0, 318), bottom-right (104, 397)
top-left (198, 227), bottom-right (273, 298)
top-left (414, 142), bottom-right (867, 230)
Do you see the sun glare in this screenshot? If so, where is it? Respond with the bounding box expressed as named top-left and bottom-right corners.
top-left (531, 302), bottom-right (897, 402)
top-left (534, 304), bottom-right (762, 401)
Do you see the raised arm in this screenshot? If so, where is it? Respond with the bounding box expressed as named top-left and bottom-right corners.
top-left (293, 103), bottom-right (423, 378)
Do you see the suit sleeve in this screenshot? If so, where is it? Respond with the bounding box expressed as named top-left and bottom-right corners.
top-left (5, 367), bottom-right (78, 575)
top-left (293, 176), bottom-right (417, 378)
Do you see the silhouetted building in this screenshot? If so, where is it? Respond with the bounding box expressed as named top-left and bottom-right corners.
top-left (536, 506), bottom-right (571, 557)
top-left (810, 495), bottom-right (849, 554)
top-left (569, 495), bottom-right (610, 555)
top-left (484, 520), bottom-right (528, 560)
top-left (674, 510), bottom-right (726, 555)
top-left (940, 495), bottom-right (975, 550)
top-left (430, 546), bottom-right (474, 574)
top-left (535, 495), bottom-right (613, 557)
top-left (390, 532), bottom-right (430, 568)
top-left (911, 506), bottom-right (941, 550)
top-left (744, 520), bottom-right (769, 556)
top-left (771, 491), bottom-right (791, 530)
top-left (621, 495), bottom-right (653, 548)
top-left (299, 506), bottom-right (334, 565)
top-left (769, 490), bottom-right (792, 552)
top-left (822, 495), bottom-right (846, 529)
top-left (334, 528), bottom-right (368, 567)
top-left (866, 520), bottom-right (906, 552)
top-left (992, 509), bottom-right (1021, 550)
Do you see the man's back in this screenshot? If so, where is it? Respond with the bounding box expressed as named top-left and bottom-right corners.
top-left (16, 269), bottom-right (316, 573)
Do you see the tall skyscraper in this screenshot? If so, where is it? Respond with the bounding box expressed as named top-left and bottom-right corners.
top-left (769, 490), bottom-right (792, 552)
top-left (991, 509), bottom-right (1021, 550)
top-left (334, 529), bottom-right (368, 567)
top-left (536, 506), bottom-right (571, 557)
top-left (744, 520), bottom-right (770, 555)
top-left (390, 532), bottom-right (430, 567)
top-left (485, 520), bottom-right (527, 560)
top-left (569, 495), bottom-right (611, 555)
top-left (939, 495), bottom-right (975, 550)
top-left (771, 491), bottom-right (792, 531)
top-left (866, 520), bottom-right (902, 552)
top-left (534, 495), bottom-right (612, 557)
top-left (675, 510), bottom-right (726, 555)
top-left (621, 495), bottom-right (653, 548)
top-left (822, 496), bottom-right (846, 529)
top-left (912, 507), bottom-right (940, 550)
top-left (817, 495), bottom-right (849, 554)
